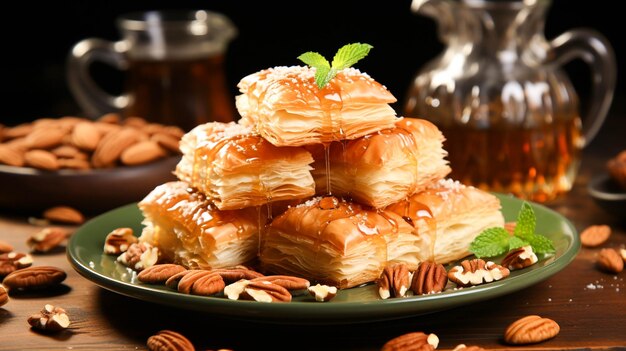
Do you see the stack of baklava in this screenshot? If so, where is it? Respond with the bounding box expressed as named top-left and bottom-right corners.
top-left (138, 66), bottom-right (504, 289)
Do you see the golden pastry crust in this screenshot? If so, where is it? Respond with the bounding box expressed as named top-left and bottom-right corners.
top-left (236, 66), bottom-right (398, 146)
top-left (138, 181), bottom-right (264, 269)
top-left (310, 118), bottom-right (451, 208)
top-left (175, 122), bottom-right (315, 210)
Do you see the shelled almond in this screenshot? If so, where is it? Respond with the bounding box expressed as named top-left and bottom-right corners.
top-left (0, 114), bottom-right (183, 170)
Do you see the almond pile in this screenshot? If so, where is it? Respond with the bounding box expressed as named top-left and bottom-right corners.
top-left (0, 114), bottom-right (182, 170)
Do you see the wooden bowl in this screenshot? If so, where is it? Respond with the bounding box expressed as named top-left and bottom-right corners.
top-left (0, 156), bottom-right (180, 215)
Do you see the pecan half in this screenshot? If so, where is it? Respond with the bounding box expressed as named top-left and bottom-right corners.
top-left (448, 259), bottom-right (510, 287)
top-left (501, 245), bottom-right (538, 270)
top-left (176, 270), bottom-right (225, 296)
top-left (597, 248), bottom-right (624, 274)
top-left (138, 264), bottom-right (187, 284)
top-left (411, 261), bottom-right (448, 295)
top-left (147, 330), bottom-right (194, 351)
top-left (308, 284), bottom-right (338, 302)
top-left (42, 206), bottom-right (84, 225)
top-left (104, 228), bottom-right (138, 255)
top-left (377, 263), bottom-right (411, 299)
top-left (117, 242), bottom-right (159, 271)
top-left (2, 266), bottom-right (67, 291)
top-left (382, 332), bottom-right (439, 351)
top-left (0, 252), bottom-right (33, 277)
top-left (504, 315), bottom-right (560, 345)
top-left (580, 225), bottom-right (611, 248)
top-left (210, 267), bottom-right (264, 283)
top-left (165, 270), bottom-right (193, 290)
top-left (250, 275), bottom-right (310, 291)
top-left (27, 304), bottom-right (70, 332)
top-left (0, 240), bottom-right (13, 254)
top-left (0, 284), bottom-right (8, 307)
top-left (27, 227), bottom-right (69, 253)
top-left (241, 281), bottom-right (292, 302)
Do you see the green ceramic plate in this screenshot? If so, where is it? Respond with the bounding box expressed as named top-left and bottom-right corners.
top-left (67, 194), bottom-right (579, 324)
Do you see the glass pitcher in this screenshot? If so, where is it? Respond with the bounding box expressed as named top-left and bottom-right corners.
top-left (404, 0), bottom-right (616, 202)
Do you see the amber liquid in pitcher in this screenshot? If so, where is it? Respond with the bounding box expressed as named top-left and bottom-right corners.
top-left (438, 114), bottom-right (582, 203)
top-left (124, 55), bottom-right (234, 131)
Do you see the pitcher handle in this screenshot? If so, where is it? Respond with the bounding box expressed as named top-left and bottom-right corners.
top-left (547, 29), bottom-right (616, 146)
top-left (67, 38), bottom-right (130, 118)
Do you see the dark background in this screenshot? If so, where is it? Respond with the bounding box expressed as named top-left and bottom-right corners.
top-left (0, 0), bottom-right (622, 127)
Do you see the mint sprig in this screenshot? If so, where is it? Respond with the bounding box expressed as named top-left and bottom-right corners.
top-left (469, 201), bottom-right (556, 258)
top-left (297, 43), bottom-right (373, 89)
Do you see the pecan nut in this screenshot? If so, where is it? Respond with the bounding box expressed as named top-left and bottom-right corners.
top-left (0, 284), bottom-right (8, 307)
top-left (0, 252), bottom-right (33, 277)
top-left (504, 315), bottom-right (560, 345)
top-left (104, 228), bottom-right (138, 255)
top-left (448, 259), bottom-right (510, 287)
top-left (138, 264), bottom-right (187, 284)
top-left (42, 206), bottom-right (85, 225)
top-left (117, 242), bottom-right (159, 271)
top-left (27, 227), bottom-right (69, 253)
top-left (147, 330), bottom-right (194, 351)
top-left (210, 267), bottom-right (264, 283)
top-left (377, 263), bottom-right (411, 299)
top-left (2, 266), bottom-right (67, 291)
top-left (580, 225), bottom-right (611, 248)
top-left (176, 270), bottom-right (225, 296)
top-left (308, 283), bottom-right (338, 302)
top-left (411, 261), bottom-right (448, 295)
top-left (27, 304), bottom-right (70, 332)
top-left (241, 281), bottom-right (292, 302)
top-left (0, 239), bottom-right (13, 254)
top-left (382, 332), bottom-right (439, 351)
top-left (250, 275), bottom-right (310, 291)
top-left (501, 245), bottom-right (538, 270)
top-left (597, 248), bottom-right (624, 274)
top-left (165, 270), bottom-right (193, 290)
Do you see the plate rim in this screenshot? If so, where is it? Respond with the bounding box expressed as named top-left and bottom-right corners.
top-left (67, 194), bottom-right (580, 324)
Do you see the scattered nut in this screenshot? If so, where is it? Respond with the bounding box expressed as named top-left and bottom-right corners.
top-left (504, 315), bottom-right (560, 345)
top-left (580, 225), bottom-right (611, 248)
top-left (597, 248), bottom-right (624, 274)
top-left (165, 270), bottom-right (194, 290)
top-left (411, 261), bottom-right (448, 295)
top-left (607, 150), bottom-right (626, 189)
top-left (0, 284), bottom-right (8, 307)
top-left (250, 275), bottom-right (310, 292)
top-left (241, 280), bottom-right (292, 302)
top-left (501, 245), bottom-right (538, 270)
top-left (147, 330), bottom-right (194, 351)
top-left (176, 270), bottom-right (225, 296)
top-left (308, 284), bottom-right (338, 302)
top-left (209, 267), bottom-right (264, 283)
top-left (138, 264), bottom-right (187, 284)
top-left (382, 332), bottom-right (439, 351)
top-left (27, 227), bottom-right (69, 253)
top-left (223, 279), bottom-right (251, 300)
top-left (448, 259), bottom-right (510, 287)
top-left (103, 227), bottom-right (138, 255)
top-left (0, 239), bottom-right (13, 254)
top-left (377, 263), bottom-right (411, 299)
top-left (27, 304), bottom-right (70, 332)
top-left (117, 242), bottom-right (159, 271)
top-left (0, 252), bottom-right (34, 277)
top-left (2, 266), bottom-right (67, 291)
top-left (43, 206), bottom-right (84, 225)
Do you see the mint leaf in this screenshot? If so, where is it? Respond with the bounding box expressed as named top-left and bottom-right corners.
top-left (508, 236), bottom-right (528, 251)
top-left (527, 234), bottom-right (556, 254)
top-left (469, 227), bottom-right (511, 258)
top-left (331, 43), bottom-right (373, 70)
top-left (514, 202), bottom-right (536, 241)
top-left (298, 43), bottom-right (373, 89)
top-left (297, 52), bottom-right (330, 69)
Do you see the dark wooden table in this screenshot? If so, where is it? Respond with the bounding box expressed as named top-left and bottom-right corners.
top-left (1, 111), bottom-right (625, 350)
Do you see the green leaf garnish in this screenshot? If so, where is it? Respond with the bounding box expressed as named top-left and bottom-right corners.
top-left (469, 201), bottom-right (556, 258)
top-left (297, 43), bottom-right (373, 89)
top-left (469, 227), bottom-right (510, 258)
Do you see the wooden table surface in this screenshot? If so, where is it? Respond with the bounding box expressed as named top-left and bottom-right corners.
top-left (1, 113), bottom-right (625, 350)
